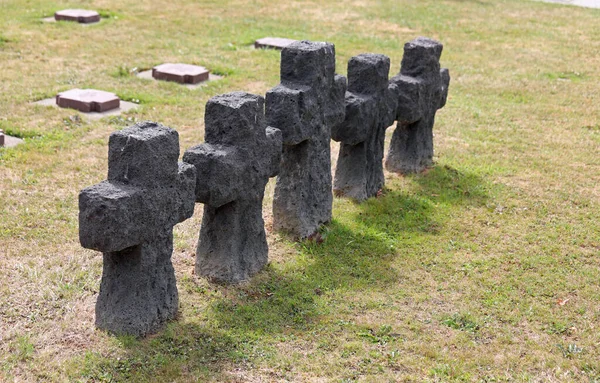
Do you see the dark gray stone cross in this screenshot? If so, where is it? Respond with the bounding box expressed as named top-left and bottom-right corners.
top-left (386, 37), bottom-right (450, 174)
top-left (331, 53), bottom-right (399, 201)
top-left (266, 40), bottom-right (346, 238)
top-left (79, 122), bottom-right (196, 337)
top-left (183, 92), bottom-right (282, 284)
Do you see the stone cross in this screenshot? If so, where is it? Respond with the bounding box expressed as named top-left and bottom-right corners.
top-left (183, 92), bottom-right (282, 284)
top-left (386, 37), bottom-right (450, 174)
top-left (79, 122), bottom-right (196, 337)
top-left (331, 53), bottom-right (399, 201)
top-left (266, 40), bottom-right (346, 238)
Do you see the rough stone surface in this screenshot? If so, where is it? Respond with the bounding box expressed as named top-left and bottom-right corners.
top-left (54, 9), bottom-right (101, 23)
top-left (183, 92), bottom-right (282, 284)
top-left (79, 121), bottom-right (196, 337)
top-left (0, 130), bottom-right (4, 147)
top-left (266, 40), bottom-right (346, 238)
top-left (255, 37), bottom-right (297, 50)
top-left (386, 37), bottom-right (450, 174)
top-left (56, 89), bottom-right (120, 113)
top-left (331, 53), bottom-right (398, 201)
top-left (152, 63), bottom-right (210, 84)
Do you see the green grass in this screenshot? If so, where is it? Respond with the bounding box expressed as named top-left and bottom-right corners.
top-left (1, 0), bottom-right (600, 381)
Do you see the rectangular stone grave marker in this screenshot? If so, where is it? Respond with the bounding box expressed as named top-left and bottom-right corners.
top-left (152, 63), bottom-right (210, 85)
top-left (255, 37), bottom-right (297, 50)
top-left (54, 9), bottom-right (101, 23)
top-left (0, 129), bottom-right (24, 148)
top-left (56, 89), bottom-right (120, 113)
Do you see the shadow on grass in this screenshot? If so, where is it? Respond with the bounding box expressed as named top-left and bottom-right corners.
top-left (74, 164), bottom-right (492, 381)
top-left (76, 323), bottom-right (245, 382)
top-left (351, 165), bottom-right (489, 240)
top-left (208, 220), bottom-right (399, 334)
top-left (74, 221), bottom-right (400, 381)
top-left (412, 164), bottom-right (490, 206)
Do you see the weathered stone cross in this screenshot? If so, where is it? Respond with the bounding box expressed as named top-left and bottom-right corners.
top-left (183, 92), bottom-right (282, 284)
top-left (79, 122), bottom-right (196, 337)
top-left (331, 53), bottom-right (399, 201)
top-left (266, 40), bottom-right (347, 238)
top-left (386, 37), bottom-right (450, 174)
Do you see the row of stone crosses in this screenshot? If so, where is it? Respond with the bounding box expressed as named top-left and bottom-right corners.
top-left (79, 37), bottom-right (450, 337)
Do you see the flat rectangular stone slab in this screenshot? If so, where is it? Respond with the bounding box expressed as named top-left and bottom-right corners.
top-left (0, 130), bottom-right (24, 148)
top-left (152, 63), bottom-right (210, 84)
top-left (34, 97), bottom-right (137, 120)
top-left (56, 89), bottom-right (120, 113)
top-left (137, 70), bottom-right (221, 89)
top-left (55, 9), bottom-right (101, 23)
top-left (255, 37), bottom-right (297, 50)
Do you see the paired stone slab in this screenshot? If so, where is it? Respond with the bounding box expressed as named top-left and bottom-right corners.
top-left (183, 92), bottom-right (282, 284)
top-left (79, 121), bottom-right (197, 337)
top-left (152, 63), bottom-right (210, 85)
top-left (386, 37), bottom-right (450, 174)
top-left (56, 89), bottom-right (120, 113)
top-left (255, 37), bottom-right (297, 50)
top-left (265, 40), bottom-right (346, 238)
top-left (54, 9), bottom-right (101, 24)
top-left (332, 53), bottom-right (399, 201)
top-left (0, 130), bottom-right (24, 148)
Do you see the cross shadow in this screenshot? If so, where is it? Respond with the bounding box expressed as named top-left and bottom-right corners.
top-left (411, 164), bottom-right (490, 207)
top-left (207, 219), bottom-right (399, 334)
top-left (78, 164), bottom-right (492, 380)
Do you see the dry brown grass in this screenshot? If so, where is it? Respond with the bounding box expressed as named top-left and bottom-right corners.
top-left (1, 0), bottom-right (600, 381)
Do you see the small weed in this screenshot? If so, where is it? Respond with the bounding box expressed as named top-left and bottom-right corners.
top-left (357, 325), bottom-right (398, 345)
top-left (112, 65), bottom-right (138, 78)
top-left (209, 65), bottom-right (235, 77)
top-left (98, 10), bottom-right (120, 19)
top-left (583, 125), bottom-right (600, 132)
top-left (543, 71), bottom-right (586, 81)
top-left (557, 343), bottom-right (583, 359)
top-left (442, 313), bottom-right (480, 333)
top-left (107, 116), bottom-right (138, 126)
top-left (547, 321), bottom-right (572, 335)
top-left (8, 335), bottom-right (35, 363)
top-left (63, 115), bottom-right (83, 129)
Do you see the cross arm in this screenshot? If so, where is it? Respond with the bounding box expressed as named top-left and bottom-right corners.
top-left (265, 84), bottom-right (312, 146)
top-left (79, 181), bottom-right (146, 252)
top-left (79, 162), bottom-right (196, 253)
top-left (439, 68), bottom-right (450, 109)
top-left (265, 127), bottom-right (283, 178)
top-left (183, 143), bottom-right (248, 207)
top-left (325, 74), bottom-right (347, 128)
top-left (390, 74), bottom-right (422, 124)
top-left (331, 92), bottom-right (375, 145)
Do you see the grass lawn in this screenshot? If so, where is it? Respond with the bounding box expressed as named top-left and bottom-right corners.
top-left (1, 0), bottom-right (599, 381)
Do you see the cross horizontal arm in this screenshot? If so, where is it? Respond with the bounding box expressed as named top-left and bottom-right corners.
top-left (265, 84), bottom-right (313, 146)
top-left (390, 74), bottom-right (423, 124)
top-left (331, 92), bottom-right (375, 145)
top-left (79, 162), bottom-right (196, 253)
top-left (439, 68), bottom-right (450, 109)
top-left (265, 127), bottom-right (283, 178)
top-left (183, 143), bottom-right (249, 207)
